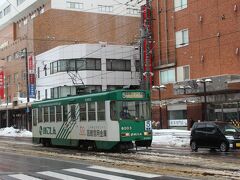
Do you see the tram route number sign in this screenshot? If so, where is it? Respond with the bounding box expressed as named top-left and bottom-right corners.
top-left (122, 92), bottom-right (145, 99)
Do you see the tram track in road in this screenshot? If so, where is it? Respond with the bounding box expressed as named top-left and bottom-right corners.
top-left (0, 138), bottom-right (240, 179)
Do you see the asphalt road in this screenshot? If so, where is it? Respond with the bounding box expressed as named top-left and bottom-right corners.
top-left (0, 137), bottom-right (195, 180)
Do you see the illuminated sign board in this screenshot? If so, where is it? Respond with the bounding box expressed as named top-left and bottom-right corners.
top-left (122, 92), bottom-right (145, 99)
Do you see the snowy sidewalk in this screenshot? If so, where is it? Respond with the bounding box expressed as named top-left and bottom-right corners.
top-left (152, 129), bottom-right (190, 147)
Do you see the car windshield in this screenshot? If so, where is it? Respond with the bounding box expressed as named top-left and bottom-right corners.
top-left (110, 100), bottom-right (150, 120)
top-left (217, 123), bottom-right (240, 134)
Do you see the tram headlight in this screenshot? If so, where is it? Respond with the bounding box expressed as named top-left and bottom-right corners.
top-left (121, 133), bottom-right (130, 137)
top-left (144, 131), bottom-right (152, 136)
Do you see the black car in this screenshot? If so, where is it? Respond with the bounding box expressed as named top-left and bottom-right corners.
top-left (190, 121), bottom-right (240, 152)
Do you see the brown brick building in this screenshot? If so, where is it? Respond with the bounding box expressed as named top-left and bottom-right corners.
top-left (150, 0), bottom-right (240, 129)
top-left (0, 0), bottom-right (142, 129)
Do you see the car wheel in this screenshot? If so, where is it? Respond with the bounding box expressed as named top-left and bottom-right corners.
top-left (220, 142), bottom-right (229, 152)
top-left (191, 141), bottom-right (198, 152)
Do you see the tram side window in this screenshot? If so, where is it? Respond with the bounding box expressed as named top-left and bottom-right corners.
top-left (70, 105), bottom-right (76, 121)
top-left (44, 107), bottom-right (49, 122)
top-left (88, 102), bottom-right (96, 121)
top-left (38, 108), bottom-right (43, 123)
top-left (79, 103), bottom-right (86, 121)
top-left (56, 106), bottom-right (62, 122)
top-left (63, 105), bottom-right (68, 122)
top-left (33, 109), bottom-right (37, 126)
top-left (97, 101), bottom-right (105, 121)
top-left (110, 101), bottom-right (117, 120)
top-left (50, 106), bottom-right (55, 122)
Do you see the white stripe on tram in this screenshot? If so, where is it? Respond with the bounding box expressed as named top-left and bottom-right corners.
top-left (89, 166), bottom-right (161, 178)
top-left (9, 174), bottom-right (42, 180)
top-left (64, 168), bottom-right (134, 180)
top-left (37, 171), bottom-right (86, 180)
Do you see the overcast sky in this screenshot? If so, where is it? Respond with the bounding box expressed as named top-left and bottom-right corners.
top-left (0, 1), bottom-right (6, 6)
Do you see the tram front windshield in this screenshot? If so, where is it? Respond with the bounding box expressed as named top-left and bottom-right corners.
top-left (110, 101), bottom-right (150, 120)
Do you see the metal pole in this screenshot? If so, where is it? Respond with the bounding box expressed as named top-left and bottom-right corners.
top-left (25, 48), bottom-right (29, 103)
top-left (25, 48), bottom-right (30, 130)
top-left (203, 82), bottom-right (207, 121)
top-left (159, 88), bottom-right (162, 129)
top-left (6, 83), bottom-right (8, 127)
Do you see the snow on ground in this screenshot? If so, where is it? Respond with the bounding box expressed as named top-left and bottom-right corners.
top-left (152, 129), bottom-right (190, 147)
top-left (0, 127), bottom-right (190, 147)
top-left (0, 127), bottom-right (32, 137)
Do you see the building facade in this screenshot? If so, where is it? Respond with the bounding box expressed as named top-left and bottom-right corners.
top-left (0, 0), bottom-right (143, 129)
top-left (151, 0), bottom-right (240, 129)
top-left (36, 43), bottom-right (140, 100)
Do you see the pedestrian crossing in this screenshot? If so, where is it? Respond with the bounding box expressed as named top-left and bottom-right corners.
top-left (3, 165), bottom-right (161, 180)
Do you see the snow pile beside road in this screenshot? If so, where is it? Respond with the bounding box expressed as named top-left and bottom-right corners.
top-left (152, 129), bottom-right (190, 147)
top-left (0, 127), bottom-right (32, 137)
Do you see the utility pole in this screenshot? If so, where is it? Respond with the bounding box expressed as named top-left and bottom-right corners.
top-left (141, 0), bottom-right (153, 90)
top-left (6, 82), bottom-right (8, 127)
top-left (24, 48), bottom-right (29, 103)
top-left (24, 48), bottom-right (30, 130)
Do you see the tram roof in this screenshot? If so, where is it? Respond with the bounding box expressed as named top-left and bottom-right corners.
top-left (32, 89), bottom-right (150, 108)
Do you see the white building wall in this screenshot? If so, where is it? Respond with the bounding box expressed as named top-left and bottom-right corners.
top-left (51, 0), bottom-right (144, 17)
top-left (36, 43), bottom-right (140, 100)
top-left (0, 0), bottom-right (144, 29)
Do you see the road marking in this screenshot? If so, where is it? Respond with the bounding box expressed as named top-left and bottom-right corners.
top-left (64, 168), bottom-right (134, 180)
top-left (89, 166), bottom-right (161, 178)
top-left (37, 171), bottom-right (86, 180)
top-left (9, 174), bottom-right (42, 180)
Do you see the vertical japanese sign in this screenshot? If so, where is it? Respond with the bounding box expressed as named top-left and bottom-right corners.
top-left (0, 71), bottom-right (4, 99)
top-left (28, 55), bottom-right (36, 98)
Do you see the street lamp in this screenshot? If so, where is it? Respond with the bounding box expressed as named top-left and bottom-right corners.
top-left (196, 78), bottom-right (213, 121)
top-left (152, 85), bottom-right (166, 129)
top-left (178, 85), bottom-right (191, 94)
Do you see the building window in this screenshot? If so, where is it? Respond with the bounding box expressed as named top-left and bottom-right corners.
top-left (14, 73), bottom-right (18, 83)
top-left (0, 11), bottom-right (2, 18)
top-left (37, 67), bottom-right (40, 78)
top-left (7, 75), bottom-right (11, 84)
top-left (44, 65), bottom-right (47, 76)
top-left (22, 71), bottom-right (26, 80)
top-left (98, 5), bottom-right (113, 12)
top-left (37, 91), bottom-right (40, 100)
top-left (67, 1), bottom-right (83, 9)
top-left (135, 60), bottom-right (140, 72)
top-left (23, 18), bottom-right (28, 25)
top-left (106, 59), bottom-right (131, 71)
top-left (177, 65), bottom-right (190, 82)
top-left (160, 68), bottom-right (175, 85)
top-left (17, 0), bottom-right (26, 6)
top-left (174, 0), bottom-right (187, 11)
top-left (183, 66), bottom-right (190, 80)
top-left (30, 13), bottom-right (36, 19)
top-left (176, 29), bottom-right (189, 48)
top-left (126, 8), bottom-right (140, 15)
top-left (4, 5), bottom-right (11, 16)
top-left (40, 8), bottom-right (44, 14)
top-left (6, 55), bottom-right (12, 62)
top-left (50, 58), bottom-right (101, 74)
top-left (45, 89), bottom-right (47, 99)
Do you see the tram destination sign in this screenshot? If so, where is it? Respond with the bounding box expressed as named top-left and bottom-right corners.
top-left (122, 92), bottom-right (145, 99)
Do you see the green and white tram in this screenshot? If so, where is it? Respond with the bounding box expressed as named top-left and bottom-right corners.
top-left (32, 89), bottom-right (152, 151)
